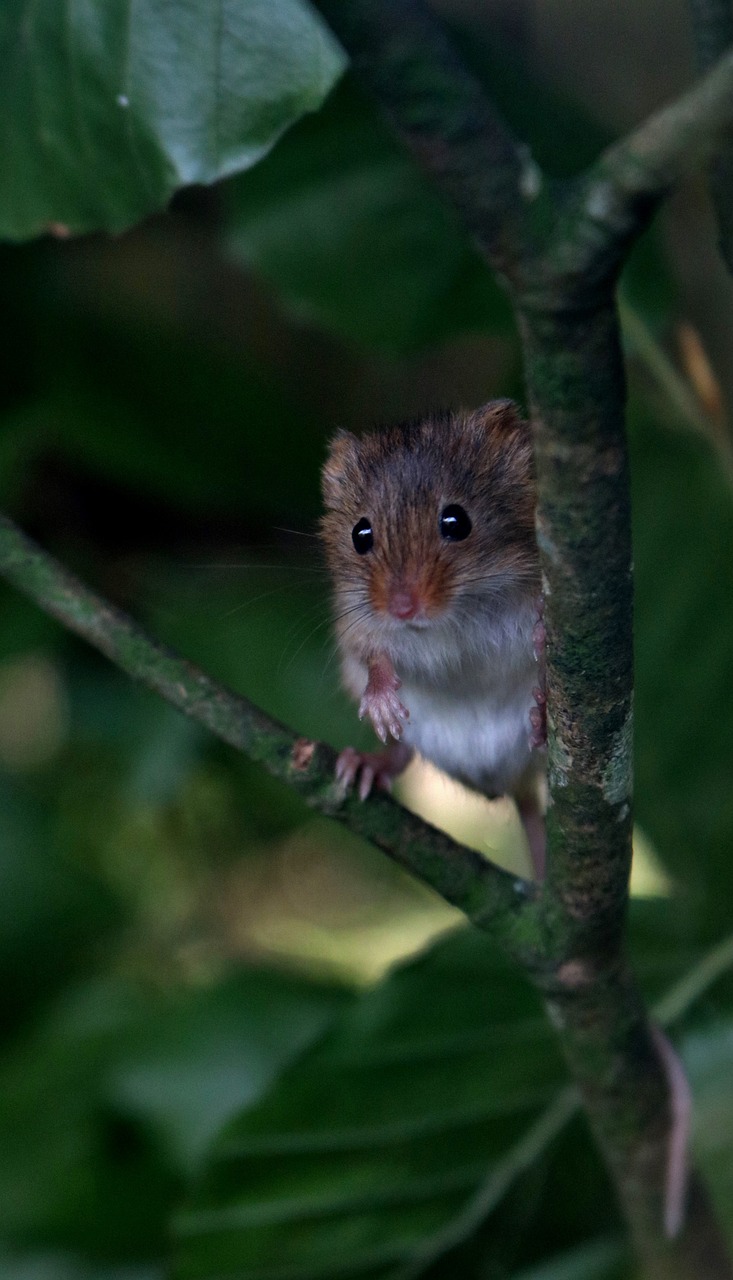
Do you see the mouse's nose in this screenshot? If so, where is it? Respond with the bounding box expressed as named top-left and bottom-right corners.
top-left (388, 585), bottom-right (421, 620)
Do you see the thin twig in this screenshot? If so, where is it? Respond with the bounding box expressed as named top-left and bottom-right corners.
top-left (585, 49), bottom-right (733, 261)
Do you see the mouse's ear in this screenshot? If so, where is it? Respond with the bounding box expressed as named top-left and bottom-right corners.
top-left (321, 429), bottom-right (359, 506)
top-left (474, 399), bottom-right (526, 433)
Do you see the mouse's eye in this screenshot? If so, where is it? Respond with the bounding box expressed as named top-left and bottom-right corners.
top-left (352, 517), bottom-right (374, 554)
top-left (439, 504), bottom-right (472, 541)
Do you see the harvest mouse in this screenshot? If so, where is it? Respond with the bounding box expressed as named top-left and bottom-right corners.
top-left (321, 400), bottom-right (547, 878)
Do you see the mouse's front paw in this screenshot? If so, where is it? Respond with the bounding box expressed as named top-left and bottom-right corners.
top-left (358, 656), bottom-right (409, 743)
top-left (359, 683), bottom-right (409, 743)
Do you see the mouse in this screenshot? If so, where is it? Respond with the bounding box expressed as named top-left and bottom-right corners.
top-left (321, 399), bottom-right (547, 878)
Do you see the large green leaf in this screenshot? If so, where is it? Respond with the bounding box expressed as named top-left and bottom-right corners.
top-left (0, 970), bottom-right (348, 1258)
top-left (685, 1014), bottom-right (733, 1241)
top-left (174, 929), bottom-right (575, 1280)
top-left (0, 0), bottom-right (345, 241)
top-left (174, 914), bottom-right (733, 1280)
top-left (0, 775), bottom-right (120, 1032)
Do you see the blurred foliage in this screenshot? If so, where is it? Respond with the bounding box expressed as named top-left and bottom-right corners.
top-left (0, 2), bottom-right (732, 1279)
top-left (224, 81), bottom-right (512, 351)
top-left (0, 0), bottom-right (344, 239)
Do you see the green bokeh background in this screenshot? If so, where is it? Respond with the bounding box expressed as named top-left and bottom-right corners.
top-left (1, 3), bottom-right (733, 1278)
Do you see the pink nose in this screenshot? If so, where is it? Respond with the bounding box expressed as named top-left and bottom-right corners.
top-left (388, 587), bottom-right (421, 620)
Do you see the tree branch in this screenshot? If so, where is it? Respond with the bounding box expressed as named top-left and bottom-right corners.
top-left (312, 0), bottom-right (533, 281)
top-left (582, 49), bottom-right (733, 272)
top-left (0, 511), bottom-right (535, 947)
top-left (311, 2), bottom-right (733, 1274)
top-left (689, 0), bottom-right (733, 273)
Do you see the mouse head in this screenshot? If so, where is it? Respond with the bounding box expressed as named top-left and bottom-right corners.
top-left (321, 401), bottom-right (538, 648)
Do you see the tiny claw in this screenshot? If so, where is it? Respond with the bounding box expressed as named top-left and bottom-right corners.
top-left (335, 747), bottom-right (359, 788)
top-left (360, 686), bottom-right (408, 744)
top-left (334, 742), bottom-right (413, 801)
top-left (358, 765), bottom-right (375, 801)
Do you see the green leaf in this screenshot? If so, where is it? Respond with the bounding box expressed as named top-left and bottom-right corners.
top-left (224, 84), bottom-right (510, 352)
top-left (507, 1238), bottom-right (628, 1280)
top-left (0, 0), bottom-right (345, 241)
top-left (0, 776), bottom-right (120, 1032)
top-left (682, 1014), bottom-right (733, 1244)
top-left (174, 916), bottom-right (733, 1280)
top-left (108, 972), bottom-right (351, 1173)
top-left (174, 929), bottom-right (570, 1280)
top-left (0, 969), bottom-right (347, 1262)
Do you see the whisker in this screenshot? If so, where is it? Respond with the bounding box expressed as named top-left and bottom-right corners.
top-left (319, 641), bottom-right (342, 683)
top-left (219, 584), bottom-right (303, 620)
top-left (334, 606), bottom-right (373, 646)
top-left (276, 600), bottom-right (335, 672)
top-left (277, 596), bottom-right (373, 691)
top-left (274, 527), bottom-right (321, 540)
top-left (275, 595), bottom-right (371, 678)
top-left (317, 603), bottom-right (369, 631)
top-left (274, 596), bottom-right (367, 653)
top-left (278, 611), bottom-right (351, 680)
top-left (184, 562), bottom-right (328, 577)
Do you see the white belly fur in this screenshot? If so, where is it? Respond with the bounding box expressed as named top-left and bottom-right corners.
top-left (400, 671), bottom-right (535, 797)
top-left (341, 603), bottom-right (540, 799)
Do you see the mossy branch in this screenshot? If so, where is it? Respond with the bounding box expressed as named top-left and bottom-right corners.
top-left (0, 512), bottom-right (534, 948)
top-left (308, 0), bottom-right (529, 280)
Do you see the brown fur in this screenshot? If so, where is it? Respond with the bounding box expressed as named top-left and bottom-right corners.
top-left (321, 401), bottom-right (538, 650)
